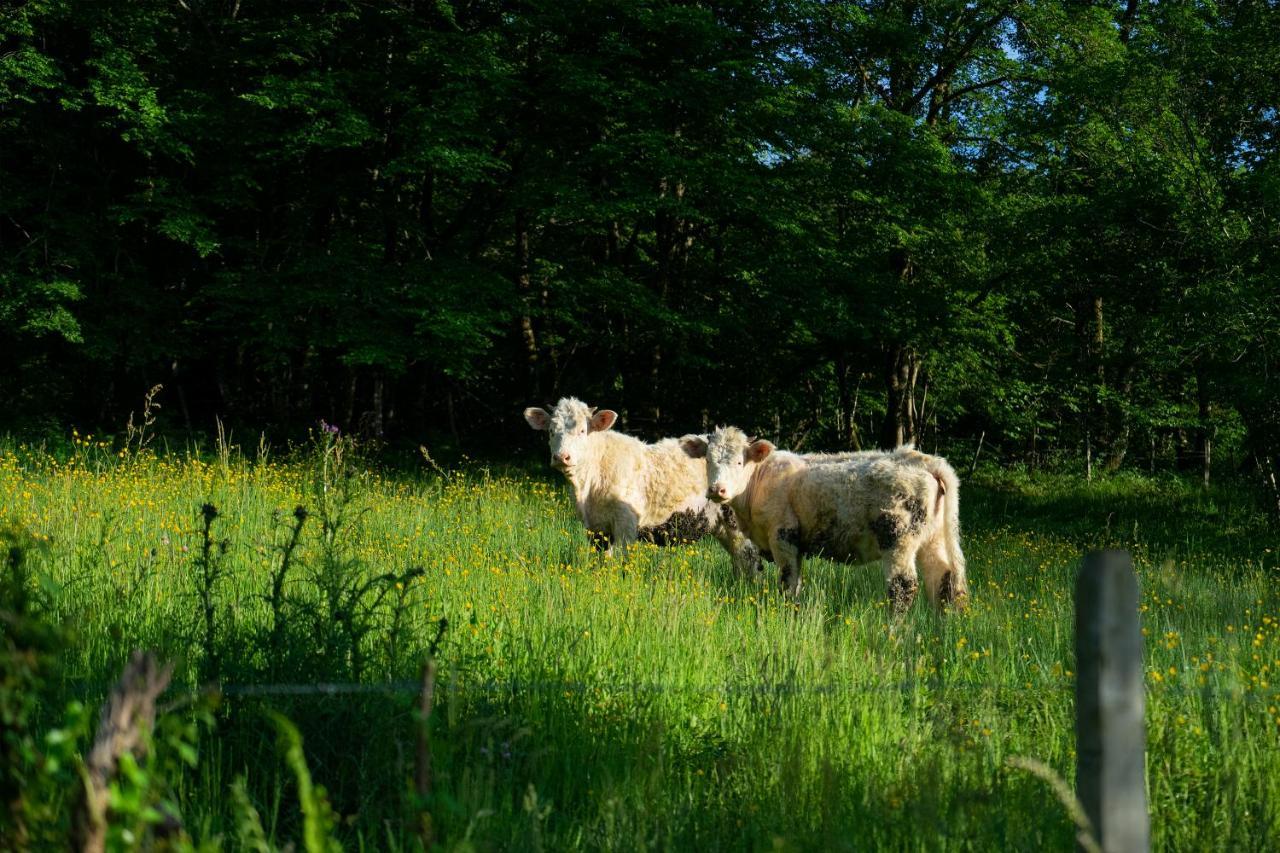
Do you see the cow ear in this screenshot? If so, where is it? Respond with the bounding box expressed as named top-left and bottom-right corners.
top-left (524, 407), bottom-right (551, 431)
top-left (680, 435), bottom-right (708, 459)
top-left (746, 439), bottom-right (775, 463)
top-left (589, 409), bottom-right (618, 432)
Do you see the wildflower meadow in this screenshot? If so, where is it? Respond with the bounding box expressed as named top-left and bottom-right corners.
top-left (1, 432), bottom-right (1278, 850)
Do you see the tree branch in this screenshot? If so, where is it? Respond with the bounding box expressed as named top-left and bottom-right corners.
top-left (1119, 0), bottom-right (1140, 44)
top-left (907, 6), bottom-right (1017, 112)
top-left (851, 52), bottom-right (893, 105)
top-left (942, 76), bottom-right (1011, 106)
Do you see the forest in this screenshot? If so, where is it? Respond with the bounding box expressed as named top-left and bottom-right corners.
top-left (2, 0), bottom-right (1278, 476)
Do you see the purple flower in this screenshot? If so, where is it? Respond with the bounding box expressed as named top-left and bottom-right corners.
top-left (319, 419), bottom-right (340, 436)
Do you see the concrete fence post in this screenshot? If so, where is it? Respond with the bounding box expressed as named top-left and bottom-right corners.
top-left (1075, 550), bottom-right (1149, 853)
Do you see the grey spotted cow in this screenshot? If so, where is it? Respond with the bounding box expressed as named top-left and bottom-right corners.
top-left (681, 427), bottom-right (968, 614)
top-left (524, 398), bottom-right (761, 575)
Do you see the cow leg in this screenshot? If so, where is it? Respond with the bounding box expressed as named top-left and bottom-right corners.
top-left (723, 532), bottom-right (762, 578)
top-left (736, 540), bottom-right (764, 578)
top-left (769, 524), bottom-right (804, 595)
top-left (711, 505), bottom-right (762, 578)
top-left (881, 548), bottom-right (920, 616)
top-left (918, 537), bottom-right (958, 610)
top-left (610, 505), bottom-right (639, 560)
top-left (872, 504), bottom-right (921, 615)
top-left (944, 535), bottom-right (970, 610)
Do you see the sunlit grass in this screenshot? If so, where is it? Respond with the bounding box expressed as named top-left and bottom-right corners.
top-left (1, 438), bottom-right (1278, 850)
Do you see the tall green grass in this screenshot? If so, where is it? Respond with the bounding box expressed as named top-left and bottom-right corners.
top-left (1, 435), bottom-right (1278, 850)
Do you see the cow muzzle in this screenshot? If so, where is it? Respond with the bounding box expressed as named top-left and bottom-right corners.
top-left (707, 483), bottom-right (730, 503)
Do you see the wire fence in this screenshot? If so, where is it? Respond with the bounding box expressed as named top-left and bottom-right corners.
top-left (61, 675), bottom-right (1267, 702)
top-left (224, 678), bottom-right (1077, 697)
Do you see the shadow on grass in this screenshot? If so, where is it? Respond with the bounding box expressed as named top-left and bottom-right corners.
top-left (964, 472), bottom-right (1278, 564)
top-left (191, 665), bottom-right (1076, 851)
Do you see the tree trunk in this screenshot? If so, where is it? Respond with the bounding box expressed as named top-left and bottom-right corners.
top-left (412, 363), bottom-right (430, 436)
top-left (917, 379), bottom-right (929, 446)
top-left (515, 208), bottom-right (539, 401)
top-left (1078, 291), bottom-right (1122, 469)
top-left (1265, 457), bottom-right (1280, 523)
top-left (1086, 431), bottom-right (1093, 482)
top-left (881, 343), bottom-right (919, 449)
top-left (171, 359), bottom-right (192, 432)
top-left (1104, 346), bottom-right (1137, 472)
top-left (882, 236), bottom-right (919, 449)
top-left (344, 368), bottom-right (358, 428)
top-left (649, 344), bottom-right (662, 427)
top-left (446, 386), bottom-right (460, 448)
top-left (1175, 427), bottom-right (1194, 471)
top-left (1196, 368), bottom-right (1212, 487)
top-left (370, 373), bottom-right (385, 438)
top-left (1104, 424), bottom-right (1130, 472)
top-left (1093, 292), bottom-right (1106, 398)
top-left (834, 359), bottom-right (863, 451)
top-left (649, 176), bottom-right (682, 427)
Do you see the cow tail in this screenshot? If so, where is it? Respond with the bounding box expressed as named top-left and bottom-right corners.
top-left (930, 459), bottom-right (968, 603)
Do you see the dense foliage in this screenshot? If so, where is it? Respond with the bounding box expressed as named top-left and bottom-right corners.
top-left (2, 1), bottom-right (1278, 475)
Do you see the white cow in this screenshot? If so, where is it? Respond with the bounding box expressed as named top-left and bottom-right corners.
top-left (524, 398), bottom-right (761, 575)
top-left (681, 427), bottom-right (968, 613)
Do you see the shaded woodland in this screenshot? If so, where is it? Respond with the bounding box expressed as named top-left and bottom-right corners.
top-left (2, 0), bottom-right (1278, 479)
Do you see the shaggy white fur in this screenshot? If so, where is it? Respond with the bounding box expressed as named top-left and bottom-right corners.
top-left (524, 398), bottom-right (760, 575)
top-left (682, 427), bottom-right (968, 613)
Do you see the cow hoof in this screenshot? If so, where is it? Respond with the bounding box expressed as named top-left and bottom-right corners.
top-left (887, 575), bottom-right (918, 616)
top-left (937, 571), bottom-right (969, 613)
top-left (938, 571), bottom-right (954, 603)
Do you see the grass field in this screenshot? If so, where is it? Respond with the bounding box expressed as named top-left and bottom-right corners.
top-left (2, 434), bottom-right (1279, 850)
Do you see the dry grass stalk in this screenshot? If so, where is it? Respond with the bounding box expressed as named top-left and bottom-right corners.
top-left (74, 651), bottom-right (174, 853)
top-left (1005, 755), bottom-right (1102, 853)
top-left (414, 618), bottom-right (448, 848)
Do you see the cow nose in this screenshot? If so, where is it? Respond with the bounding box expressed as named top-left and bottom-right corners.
top-left (709, 483), bottom-right (728, 500)
top-left (554, 452), bottom-right (571, 466)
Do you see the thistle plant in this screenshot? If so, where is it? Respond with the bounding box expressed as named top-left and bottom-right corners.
top-left (305, 425), bottom-right (419, 679)
top-left (193, 503), bottom-right (228, 682)
top-left (266, 505), bottom-right (308, 670)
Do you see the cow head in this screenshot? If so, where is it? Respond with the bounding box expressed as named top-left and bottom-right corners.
top-left (682, 426), bottom-right (773, 503)
top-left (524, 397), bottom-right (617, 472)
